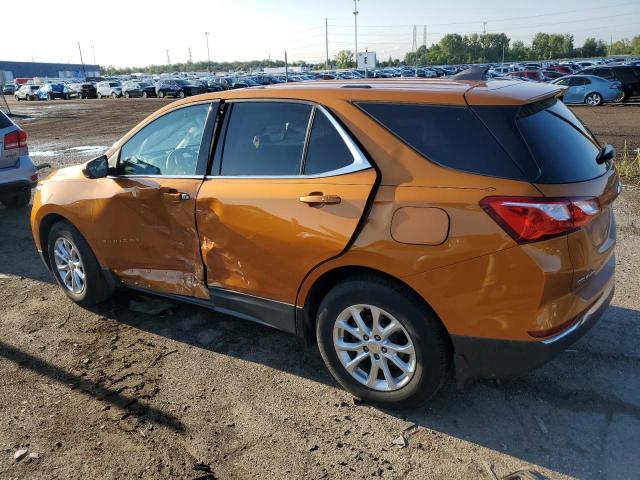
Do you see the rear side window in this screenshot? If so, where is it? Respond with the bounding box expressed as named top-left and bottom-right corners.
top-left (303, 111), bottom-right (352, 175)
top-left (516, 99), bottom-right (606, 183)
top-left (615, 67), bottom-right (639, 83)
top-left (357, 103), bottom-right (525, 180)
top-left (220, 102), bottom-right (312, 176)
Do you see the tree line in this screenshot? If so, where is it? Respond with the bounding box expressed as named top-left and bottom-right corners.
top-left (102, 32), bottom-right (640, 75)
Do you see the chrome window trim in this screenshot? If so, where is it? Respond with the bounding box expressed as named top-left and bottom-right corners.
top-left (208, 99), bottom-right (371, 179)
top-left (107, 174), bottom-right (205, 180)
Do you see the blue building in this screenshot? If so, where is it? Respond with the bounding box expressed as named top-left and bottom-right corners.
top-left (0, 61), bottom-right (100, 81)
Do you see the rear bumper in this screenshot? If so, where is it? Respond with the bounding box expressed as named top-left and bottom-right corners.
top-left (0, 156), bottom-right (37, 193)
top-left (452, 275), bottom-right (615, 383)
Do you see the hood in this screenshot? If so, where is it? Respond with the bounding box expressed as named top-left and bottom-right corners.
top-left (41, 163), bottom-right (87, 184)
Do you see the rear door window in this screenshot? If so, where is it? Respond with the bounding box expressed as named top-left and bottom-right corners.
top-left (219, 102), bottom-right (312, 176)
top-left (303, 110), bottom-right (353, 175)
top-left (357, 102), bottom-right (525, 180)
top-left (0, 111), bottom-right (12, 129)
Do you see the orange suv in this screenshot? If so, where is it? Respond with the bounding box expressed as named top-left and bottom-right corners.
top-left (31, 77), bottom-right (619, 407)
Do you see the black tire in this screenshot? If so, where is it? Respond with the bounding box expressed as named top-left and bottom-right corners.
top-left (124, 91), bottom-right (130, 98)
top-left (47, 221), bottom-right (114, 307)
top-left (142, 91), bottom-right (148, 98)
top-left (111, 92), bottom-right (118, 99)
top-left (316, 276), bottom-right (451, 409)
top-left (15, 95), bottom-right (20, 101)
top-left (0, 190), bottom-right (31, 208)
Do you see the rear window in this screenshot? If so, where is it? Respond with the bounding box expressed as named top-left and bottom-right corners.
top-left (516, 99), bottom-right (607, 183)
top-left (357, 103), bottom-right (525, 180)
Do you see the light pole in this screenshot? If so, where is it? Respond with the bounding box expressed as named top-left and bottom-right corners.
top-left (353, 0), bottom-right (359, 68)
top-left (205, 32), bottom-right (211, 72)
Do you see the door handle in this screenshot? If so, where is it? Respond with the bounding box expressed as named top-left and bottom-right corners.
top-left (299, 193), bottom-right (341, 207)
top-left (161, 188), bottom-right (190, 201)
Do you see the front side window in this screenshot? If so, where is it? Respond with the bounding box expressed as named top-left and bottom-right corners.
top-left (220, 102), bottom-right (312, 176)
top-left (119, 104), bottom-right (209, 176)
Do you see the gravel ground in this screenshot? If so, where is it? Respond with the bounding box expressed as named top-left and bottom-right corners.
top-left (0, 97), bottom-right (639, 480)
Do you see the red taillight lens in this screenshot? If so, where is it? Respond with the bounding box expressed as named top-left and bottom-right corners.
top-left (3, 129), bottom-right (27, 150)
top-left (480, 196), bottom-right (600, 244)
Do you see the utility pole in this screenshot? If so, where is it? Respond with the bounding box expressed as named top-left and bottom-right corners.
top-left (91, 45), bottom-right (96, 65)
top-left (502, 42), bottom-right (505, 64)
top-left (325, 18), bottom-right (329, 70)
top-left (353, 0), bottom-right (359, 68)
top-left (188, 47), bottom-right (192, 63)
top-left (77, 41), bottom-right (86, 75)
top-left (483, 21), bottom-right (487, 34)
top-left (423, 25), bottom-right (426, 47)
top-left (205, 32), bottom-right (211, 71)
top-left (165, 49), bottom-right (171, 66)
top-left (285, 51), bottom-right (289, 82)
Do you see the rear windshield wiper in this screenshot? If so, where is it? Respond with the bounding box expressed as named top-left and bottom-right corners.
top-left (596, 144), bottom-right (616, 165)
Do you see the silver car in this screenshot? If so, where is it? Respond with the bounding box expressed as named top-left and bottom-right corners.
top-left (0, 110), bottom-right (37, 208)
top-left (552, 75), bottom-right (623, 106)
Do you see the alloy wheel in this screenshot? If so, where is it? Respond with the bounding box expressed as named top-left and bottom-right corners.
top-left (333, 304), bottom-right (416, 392)
top-left (53, 237), bottom-right (86, 295)
top-left (586, 93), bottom-right (602, 106)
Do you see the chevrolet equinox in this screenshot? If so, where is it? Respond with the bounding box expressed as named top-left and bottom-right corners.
top-left (31, 77), bottom-right (619, 407)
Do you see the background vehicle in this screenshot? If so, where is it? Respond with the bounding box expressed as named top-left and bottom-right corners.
top-left (0, 110), bottom-right (37, 208)
top-left (580, 65), bottom-right (640, 101)
top-left (507, 70), bottom-right (546, 82)
top-left (2, 84), bottom-right (16, 95)
top-left (155, 79), bottom-right (204, 98)
top-left (79, 82), bottom-right (98, 99)
top-left (31, 77), bottom-right (618, 407)
top-left (552, 75), bottom-right (623, 105)
top-left (96, 81), bottom-right (123, 98)
top-left (121, 81), bottom-right (145, 98)
top-left (14, 84), bottom-right (41, 101)
top-left (37, 83), bottom-right (72, 100)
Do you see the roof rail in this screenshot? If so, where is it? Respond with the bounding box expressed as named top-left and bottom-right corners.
top-left (451, 66), bottom-right (491, 80)
top-left (340, 84), bottom-right (372, 89)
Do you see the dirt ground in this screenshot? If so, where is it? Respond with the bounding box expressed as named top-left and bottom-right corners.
top-left (0, 97), bottom-right (639, 480)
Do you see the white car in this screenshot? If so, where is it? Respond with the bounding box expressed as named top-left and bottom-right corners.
top-left (96, 81), bottom-right (122, 99)
top-left (0, 110), bottom-right (37, 208)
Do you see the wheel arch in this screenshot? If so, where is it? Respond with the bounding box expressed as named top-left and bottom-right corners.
top-left (297, 265), bottom-right (451, 349)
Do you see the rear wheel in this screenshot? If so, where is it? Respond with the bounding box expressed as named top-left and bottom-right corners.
top-left (124, 91), bottom-right (130, 98)
top-left (0, 190), bottom-right (31, 208)
top-left (316, 276), bottom-right (451, 408)
top-left (178, 91), bottom-right (185, 99)
top-left (97, 92), bottom-right (102, 99)
top-left (158, 91), bottom-right (164, 98)
top-left (585, 92), bottom-right (603, 106)
top-left (142, 91), bottom-right (148, 98)
top-left (15, 95), bottom-right (19, 101)
top-left (47, 221), bottom-right (113, 307)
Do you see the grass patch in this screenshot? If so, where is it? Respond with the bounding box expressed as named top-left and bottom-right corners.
top-left (618, 141), bottom-right (640, 186)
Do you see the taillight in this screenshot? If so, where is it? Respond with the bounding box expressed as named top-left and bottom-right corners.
top-left (480, 196), bottom-right (600, 244)
top-left (3, 129), bottom-right (27, 150)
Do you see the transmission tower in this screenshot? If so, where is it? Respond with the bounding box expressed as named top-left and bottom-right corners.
top-left (423, 26), bottom-right (427, 47)
top-left (412, 25), bottom-right (417, 53)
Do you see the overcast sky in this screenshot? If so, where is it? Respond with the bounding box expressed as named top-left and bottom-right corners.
top-left (1, 0), bottom-right (638, 67)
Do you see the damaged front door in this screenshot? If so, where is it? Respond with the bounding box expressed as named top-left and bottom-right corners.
top-left (91, 102), bottom-right (216, 299)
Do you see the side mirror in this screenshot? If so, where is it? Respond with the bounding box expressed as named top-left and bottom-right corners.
top-left (596, 144), bottom-right (616, 165)
top-left (82, 155), bottom-right (109, 179)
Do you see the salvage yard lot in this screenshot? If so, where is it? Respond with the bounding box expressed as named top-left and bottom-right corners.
top-left (1, 97), bottom-right (639, 480)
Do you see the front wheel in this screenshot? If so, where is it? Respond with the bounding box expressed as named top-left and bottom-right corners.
top-left (142, 91), bottom-right (148, 98)
top-left (47, 221), bottom-right (114, 307)
top-left (316, 276), bottom-right (451, 408)
top-left (15, 95), bottom-right (20, 101)
top-left (585, 92), bottom-right (603, 106)
top-left (178, 91), bottom-right (185, 99)
top-left (157, 91), bottom-right (164, 98)
top-left (124, 92), bottom-right (130, 98)
top-left (97, 93), bottom-right (102, 99)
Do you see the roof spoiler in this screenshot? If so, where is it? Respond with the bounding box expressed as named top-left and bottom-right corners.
top-left (451, 66), bottom-right (491, 80)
